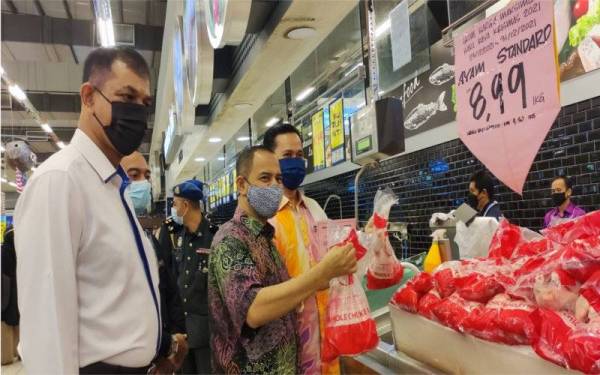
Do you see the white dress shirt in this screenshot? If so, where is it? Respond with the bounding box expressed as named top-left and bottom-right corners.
top-left (14, 129), bottom-right (161, 374)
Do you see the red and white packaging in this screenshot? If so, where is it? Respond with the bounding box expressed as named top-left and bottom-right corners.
top-left (542, 210), bottom-right (600, 245)
top-left (365, 188), bottom-right (404, 290)
top-left (454, 272), bottom-right (505, 304)
top-left (417, 290), bottom-right (441, 320)
top-left (560, 235), bottom-right (600, 283)
top-left (564, 321), bottom-right (600, 374)
top-left (391, 284), bottom-right (420, 313)
top-left (488, 220), bottom-right (524, 259)
top-left (432, 293), bottom-right (484, 332)
top-left (576, 270), bottom-right (600, 323)
top-left (322, 275), bottom-right (379, 362)
top-left (530, 308), bottom-right (578, 368)
top-left (533, 268), bottom-right (580, 312)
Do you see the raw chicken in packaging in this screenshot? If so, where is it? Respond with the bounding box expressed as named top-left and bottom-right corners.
top-left (530, 308), bottom-right (578, 368)
top-left (321, 221), bottom-right (378, 362)
top-left (417, 290), bottom-right (441, 320)
top-left (542, 210), bottom-right (600, 245)
top-left (391, 272), bottom-right (434, 313)
top-left (533, 268), bottom-right (580, 312)
top-left (576, 270), bottom-right (600, 323)
top-left (559, 235), bottom-right (600, 283)
top-left (488, 219), bottom-right (543, 260)
top-left (365, 188), bottom-right (404, 290)
top-left (432, 293), bottom-right (483, 332)
top-left (564, 321), bottom-right (600, 374)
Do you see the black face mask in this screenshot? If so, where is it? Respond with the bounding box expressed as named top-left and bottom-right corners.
top-left (93, 88), bottom-right (148, 156)
top-left (466, 192), bottom-right (479, 209)
top-left (552, 192), bottom-right (567, 207)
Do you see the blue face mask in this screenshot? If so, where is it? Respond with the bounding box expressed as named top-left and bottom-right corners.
top-left (127, 180), bottom-right (152, 216)
top-left (171, 206), bottom-right (184, 225)
top-left (279, 157), bottom-right (306, 190)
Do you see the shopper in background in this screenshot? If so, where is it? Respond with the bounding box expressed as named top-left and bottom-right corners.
top-left (121, 151), bottom-right (189, 373)
top-left (467, 170), bottom-right (503, 220)
top-left (14, 47), bottom-right (179, 374)
top-left (263, 123), bottom-right (338, 374)
top-left (1, 226), bottom-right (19, 365)
top-left (208, 146), bottom-right (357, 374)
top-left (165, 179), bottom-right (213, 374)
top-left (544, 175), bottom-right (586, 228)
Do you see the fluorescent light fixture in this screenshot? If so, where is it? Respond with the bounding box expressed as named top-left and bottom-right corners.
top-left (286, 26), bottom-right (317, 40)
top-left (31, 167), bottom-right (37, 171)
top-left (236, 136), bottom-right (250, 142)
top-left (8, 182), bottom-right (17, 188)
top-left (208, 137), bottom-right (222, 143)
top-left (378, 90), bottom-right (385, 96)
top-left (94, 0), bottom-right (115, 47)
top-left (56, 141), bottom-right (66, 149)
top-left (375, 19), bottom-right (391, 39)
top-left (41, 123), bottom-right (53, 133)
top-left (0, 145), bottom-right (4, 152)
top-left (195, 157), bottom-right (206, 162)
top-left (265, 117), bottom-right (280, 128)
top-left (344, 63), bottom-right (363, 77)
top-left (0, 66), bottom-right (4, 76)
top-left (1, 178), bottom-right (7, 183)
top-left (8, 84), bottom-right (27, 102)
top-left (295, 87), bottom-right (315, 102)
top-left (217, 156), bottom-right (225, 161)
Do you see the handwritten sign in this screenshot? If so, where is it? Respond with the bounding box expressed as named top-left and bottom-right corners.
top-left (330, 98), bottom-right (344, 150)
top-left (455, 0), bottom-right (560, 195)
top-left (312, 110), bottom-right (325, 170)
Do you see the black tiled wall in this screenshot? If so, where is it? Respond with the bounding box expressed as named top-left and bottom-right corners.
top-left (209, 97), bottom-right (600, 257)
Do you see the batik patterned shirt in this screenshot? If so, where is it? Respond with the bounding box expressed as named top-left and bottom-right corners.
top-left (208, 207), bottom-right (298, 374)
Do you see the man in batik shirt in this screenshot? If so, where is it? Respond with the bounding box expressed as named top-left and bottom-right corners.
top-left (208, 146), bottom-right (356, 374)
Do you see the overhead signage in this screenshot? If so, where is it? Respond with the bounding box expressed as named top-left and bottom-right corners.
top-left (184, 0), bottom-right (214, 106)
top-left (455, 0), bottom-right (560, 195)
top-left (311, 110), bottom-right (325, 171)
top-left (329, 97), bottom-right (345, 165)
top-left (204, 0), bottom-right (252, 48)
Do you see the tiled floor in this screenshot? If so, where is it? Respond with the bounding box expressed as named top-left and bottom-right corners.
top-left (2, 360), bottom-right (25, 375)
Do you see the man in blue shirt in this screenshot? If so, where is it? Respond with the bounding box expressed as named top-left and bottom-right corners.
top-left (467, 170), bottom-right (503, 221)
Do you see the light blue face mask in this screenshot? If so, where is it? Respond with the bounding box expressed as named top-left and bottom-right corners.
top-left (127, 180), bottom-right (152, 216)
top-left (171, 206), bottom-right (184, 225)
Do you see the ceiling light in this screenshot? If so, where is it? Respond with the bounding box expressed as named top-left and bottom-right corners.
top-left (233, 103), bottom-right (252, 110)
top-left (8, 182), bottom-right (17, 188)
top-left (378, 90), bottom-right (385, 96)
top-left (31, 167), bottom-right (37, 171)
top-left (41, 123), bottom-right (53, 133)
top-left (217, 156), bottom-right (225, 161)
top-left (236, 136), bottom-right (250, 142)
top-left (1, 178), bottom-right (7, 183)
top-left (8, 84), bottom-right (27, 102)
top-left (344, 63), bottom-right (363, 77)
top-left (265, 117), bottom-right (280, 128)
top-left (286, 27), bottom-right (317, 40)
top-left (0, 66), bottom-right (4, 76)
top-left (375, 19), bottom-right (391, 39)
top-left (0, 145), bottom-right (4, 152)
top-left (208, 137), bottom-right (222, 143)
top-left (56, 141), bottom-right (66, 149)
top-left (295, 87), bottom-right (315, 102)
top-left (195, 157), bottom-right (206, 162)
top-left (94, 0), bottom-right (115, 47)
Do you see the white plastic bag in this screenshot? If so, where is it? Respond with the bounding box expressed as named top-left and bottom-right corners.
top-left (454, 217), bottom-right (499, 258)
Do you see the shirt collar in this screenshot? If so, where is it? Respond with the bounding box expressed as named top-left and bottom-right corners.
top-left (278, 191), bottom-right (307, 212)
top-left (553, 201), bottom-right (576, 217)
top-left (71, 129), bottom-right (118, 183)
top-left (234, 206), bottom-right (275, 239)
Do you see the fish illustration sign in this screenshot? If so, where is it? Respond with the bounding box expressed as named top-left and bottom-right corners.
top-left (389, 40), bottom-right (456, 136)
top-left (455, 0), bottom-right (560, 195)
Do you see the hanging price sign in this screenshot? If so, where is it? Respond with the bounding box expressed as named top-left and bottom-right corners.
top-left (455, 0), bottom-right (560, 195)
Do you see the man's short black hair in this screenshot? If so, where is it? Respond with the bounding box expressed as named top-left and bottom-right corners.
top-left (262, 122), bottom-right (302, 151)
top-left (553, 175), bottom-right (573, 190)
top-left (236, 145), bottom-right (274, 178)
top-left (82, 47), bottom-right (150, 86)
top-left (470, 170), bottom-right (495, 199)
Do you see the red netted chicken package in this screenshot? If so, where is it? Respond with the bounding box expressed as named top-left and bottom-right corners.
top-left (488, 219), bottom-right (543, 260)
top-left (418, 290), bottom-right (441, 320)
top-left (410, 272), bottom-right (434, 294)
top-left (560, 235), bottom-right (600, 283)
top-left (432, 293), bottom-right (484, 332)
top-left (576, 271), bottom-right (600, 323)
top-left (322, 275), bottom-right (379, 362)
top-left (564, 322), bottom-right (600, 374)
top-left (391, 284), bottom-right (420, 313)
top-left (543, 210), bottom-right (600, 245)
top-left (365, 188), bottom-right (404, 290)
top-left (530, 308), bottom-right (578, 367)
top-left (454, 272), bottom-right (505, 304)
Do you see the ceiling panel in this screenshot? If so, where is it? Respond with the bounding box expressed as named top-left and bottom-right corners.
top-left (72, 45), bottom-right (96, 66)
top-left (41, 1), bottom-right (69, 18)
top-left (2, 61), bottom-right (83, 92)
top-left (13, 0), bottom-right (39, 16)
top-left (148, 1), bottom-right (167, 26)
top-left (67, 0), bottom-right (94, 20)
top-left (1, 43), bottom-right (16, 62)
top-left (123, 0), bottom-right (146, 25)
top-left (3, 41), bottom-right (54, 62)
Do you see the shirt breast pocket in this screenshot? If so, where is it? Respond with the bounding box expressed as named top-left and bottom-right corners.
top-left (193, 263), bottom-right (209, 314)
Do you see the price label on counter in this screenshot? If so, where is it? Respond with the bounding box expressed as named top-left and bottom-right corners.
top-left (455, 0), bottom-right (560, 195)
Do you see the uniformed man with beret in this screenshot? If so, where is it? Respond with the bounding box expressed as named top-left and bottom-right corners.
top-left (160, 180), bottom-right (213, 374)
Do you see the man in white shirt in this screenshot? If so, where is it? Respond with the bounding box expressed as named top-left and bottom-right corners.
top-left (14, 47), bottom-right (182, 374)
